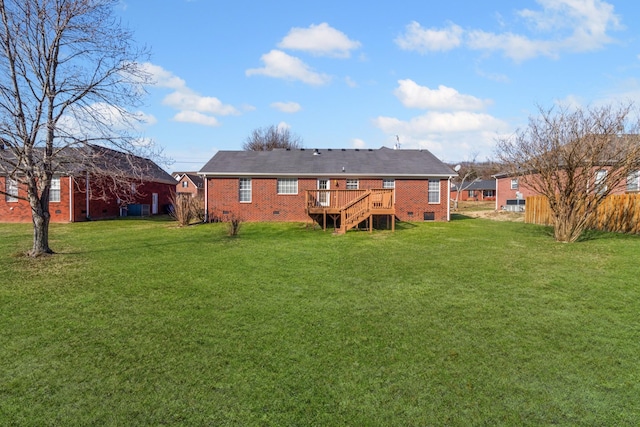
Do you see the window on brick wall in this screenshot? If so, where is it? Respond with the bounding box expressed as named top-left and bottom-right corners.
top-left (382, 179), bottom-right (395, 189)
top-left (627, 170), bottom-right (640, 192)
top-left (5, 178), bottom-right (18, 202)
top-left (50, 177), bottom-right (61, 202)
top-left (510, 178), bottom-right (519, 190)
top-left (239, 178), bottom-right (252, 202)
top-left (346, 179), bottom-right (359, 190)
top-left (594, 170), bottom-right (607, 195)
top-left (277, 178), bottom-right (298, 194)
top-left (182, 181), bottom-right (188, 188)
top-left (428, 179), bottom-right (440, 204)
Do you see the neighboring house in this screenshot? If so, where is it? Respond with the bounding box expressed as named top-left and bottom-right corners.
top-left (451, 179), bottom-right (496, 201)
top-left (175, 172), bottom-right (204, 198)
top-left (493, 173), bottom-right (537, 211)
top-left (199, 147), bottom-right (457, 233)
top-left (1, 146), bottom-right (176, 223)
top-left (494, 169), bottom-right (640, 211)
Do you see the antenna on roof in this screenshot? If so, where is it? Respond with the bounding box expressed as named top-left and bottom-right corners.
top-left (394, 135), bottom-right (401, 150)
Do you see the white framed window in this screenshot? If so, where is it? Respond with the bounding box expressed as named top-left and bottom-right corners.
top-left (428, 179), bottom-right (440, 204)
top-left (182, 181), bottom-right (188, 188)
top-left (239, 178), bottom-right (252, 202)
top-left (594, 170), bottom-right (607, 195)
top-left (510, 179), bottom-right (519, 190)
top-left (382, 179), bottom-right (395, 189)
top-left (468, 190), bottom-right (475, 198)
top-left (5, 178), bottom-right (18, 202)
top-left (277, 178), bottom-right (298, 195)
top-left (50, 177), bottom-right (61, 202)
top-left (346, 179), bottom-right (359, 190)
top-left (627, 170), bottom-right (640, 192)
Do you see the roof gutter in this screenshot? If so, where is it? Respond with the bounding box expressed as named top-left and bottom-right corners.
top-left (198, 172), bottom-right (458, 179)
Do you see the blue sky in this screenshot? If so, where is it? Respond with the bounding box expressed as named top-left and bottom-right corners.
top-left (116, 0), bottom-right (640, 172)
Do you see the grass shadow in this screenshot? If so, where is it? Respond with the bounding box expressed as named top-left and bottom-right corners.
top-left (450, 213), bottom-right (475, 221)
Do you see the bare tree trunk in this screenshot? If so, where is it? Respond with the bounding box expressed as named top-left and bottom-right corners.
top-left (29, 200), bottom-right (53, 256)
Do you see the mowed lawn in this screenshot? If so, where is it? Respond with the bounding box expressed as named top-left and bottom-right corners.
top-left (1, 217), bottom-right (639, 426)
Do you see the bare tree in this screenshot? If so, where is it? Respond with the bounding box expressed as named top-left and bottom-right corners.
top-left (0, 0), bottom-right (152, 256)
top-left (450, 154), bottom-right (478, 211)
top-left (496, 103), bottom-right (640, 242)
top-left (242, 125), bottom-right (303, 151)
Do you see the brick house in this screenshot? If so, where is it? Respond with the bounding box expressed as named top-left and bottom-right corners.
top-left (492, 173), bottom-right (537, 211)
top-left (494, 168), bottom-right (640, 211)
top-left (1, 146), bottom-right (176, 223)
top-left (199, 147), bottom-right (457, 232)
top-left (451, 179), bottom-right (496, 201)
top-left (174, 172), bottom-right (204, 198)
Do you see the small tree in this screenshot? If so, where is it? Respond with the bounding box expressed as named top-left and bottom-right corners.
top-left (168, 192), bottom-right (192, 226)
top-left (496, 103), bottom-right (640, 242)
top-left (450, 155), bottom-right (479, 211)
top-left (223, 211), bottom-right (242, 236)
top-left (242, 125), bottom-right (303, 151)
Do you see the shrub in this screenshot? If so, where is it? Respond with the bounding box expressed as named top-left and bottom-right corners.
top-left (191, 195), bottom-right (206, 223)
top-left (168, 192), bottom-right (193, 226)
top-left (223, 212), bottom-right (243, 236)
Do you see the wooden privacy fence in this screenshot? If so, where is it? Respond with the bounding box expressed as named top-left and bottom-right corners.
top-left (525, 194), bottom-right (640, 234)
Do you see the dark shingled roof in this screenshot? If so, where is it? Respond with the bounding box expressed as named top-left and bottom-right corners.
top-left (199, 147), bottom-right (456, 177)
top-left (178, 172), bottom-right (204, 188)
top-left (1, 145), bottom-right (176, 185)
top-left (452, 179), bottom-right (496, 191)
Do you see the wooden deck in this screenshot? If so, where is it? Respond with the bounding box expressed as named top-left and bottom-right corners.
top-left (305, 189), bottom-right (395, 233)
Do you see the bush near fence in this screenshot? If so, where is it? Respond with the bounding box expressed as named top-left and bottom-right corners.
top-left (525, 194), bottom-right (640, 234)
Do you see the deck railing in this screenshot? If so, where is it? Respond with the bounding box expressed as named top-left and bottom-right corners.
top-left (305, 189), bottom-right (393, 211)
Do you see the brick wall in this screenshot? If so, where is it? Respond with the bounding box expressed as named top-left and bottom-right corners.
top-left (1, 175), bottom-right (175, 223)
top-left (395, 179), bottom-right (449, 221)
top-left (206, 176), bottom-right (450, 222)
top-left (176, 176), bottom-right (203, 198)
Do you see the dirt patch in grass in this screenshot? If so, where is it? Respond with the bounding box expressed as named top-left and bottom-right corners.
top-left (454, 201), bottom-right (524, 222)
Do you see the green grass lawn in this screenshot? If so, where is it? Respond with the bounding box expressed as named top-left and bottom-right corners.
top-left (1, 217), bottom-right (639, 426)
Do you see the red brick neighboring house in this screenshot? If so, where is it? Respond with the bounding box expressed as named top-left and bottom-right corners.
top-left (1, 146), bottom-right (176, 223)
top-left (174, 172), bottom-right (204, 198)
top-left (451, 179), bottom-right (496, 201)
top-left (199, 147), bottom-right (457, 231)
top-left (494, 168), bottom-right (640, 211)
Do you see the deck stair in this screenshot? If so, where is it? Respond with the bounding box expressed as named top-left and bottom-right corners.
top-left (306, 189), bottom-right (395, 234)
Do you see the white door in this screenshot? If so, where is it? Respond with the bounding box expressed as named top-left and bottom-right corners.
top-left (152, 193), bottom-right (158, 214)
top-left (317, 179), bottom-right (330, 207)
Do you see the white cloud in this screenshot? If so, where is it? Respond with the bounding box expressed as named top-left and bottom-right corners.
top-left (141, 62), bottom-right (239, 126)
top-left (173, 111), bottom-right (220, 127)
top-left (395, 21), bottom-right (463, 53)
top-left (246, 50), bottom-right (331, 85)
top-left (271, 101), bottom-right (302, 113)
top-left (277, 122), bottom-right (291, 133)
top-left (140, 62), bottom-right (186, 90)
top-left (344, 76), bottom-right (358, 88)
top-left (398, 0), bottom-right (622, 62)
top-left (374, 111), bottom-right (506, 134)
top-left (394, 79), bottom-right (491, 111)
top-left (351, 138), bottom-right (366, 149)
top-left (467, 31), bottom-right (557, 61)
top-left (372, 111), bottom-right (510, 160)
top-left (278, 23), bottom-right (361, 58)
top-left (163, 90), bottom-right (238, 116)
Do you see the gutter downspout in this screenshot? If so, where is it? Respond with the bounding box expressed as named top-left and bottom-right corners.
top-left (69, 176), bottom-right (73, 222)
top-left (203, 175), bottom-right (209, 222)
top-left (494, 177), bottom-right (499, 211)
top-left (86, 172), bottom-right (90, 220)
top-left (447, 176), bottom-right (452, 221)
